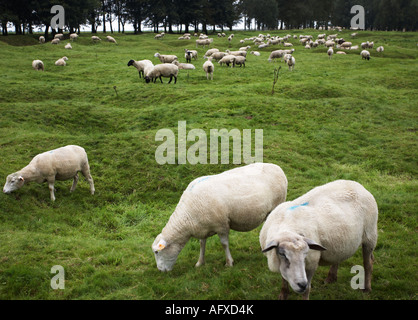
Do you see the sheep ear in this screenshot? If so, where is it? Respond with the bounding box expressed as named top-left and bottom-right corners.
top-left (18, 176), bottom-right (24, 182)
top-left (156, 239), bottom-right (167, 251)
top-left (262, 240), bottom-right (279, 253)
top-left (304, 238), bottom-right (326, 251)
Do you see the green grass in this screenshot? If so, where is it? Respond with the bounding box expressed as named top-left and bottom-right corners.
top-left (0, 30), bottom-right (417, 300)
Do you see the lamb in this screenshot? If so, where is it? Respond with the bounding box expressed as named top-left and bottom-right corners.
top-left (127, 59), bottom-right (154, 78)
top-left (218, 55), bottom-right (236, 67)
top-left (39, 36), bottom-right (45, 44)
top-left (144, 63), bottom-right (179, 84)
top-left (376, 46), bottom-right (384, 53)
top-left (106, 35), bottom-right (117, 44)
top-left (260, 180), bottom-right (378, 300)
top-left (3, 145), bottom-right (95, 202)
top-left (361, 50), bottom-right (371, 60)
top-left (152, 163), bottom-right (288, 272)
top-left (172, 60), bottom-right (196, 70)
top-left (286, 55), bottom-right (295, 71)
top-left (202, 57), bottom-right (214, 80)
top-left (55, 56), bottom-right (68, 66)
top-left (327, 47), bottom-right (334, 59)
top-left (32, 60), bottom-right (44, 71)
top-left (154, 52), bottom-right (178, 64)
top-left (65, 43), bottom-right (72, 49)
top-left (184, 49), bottom-right (198, 63)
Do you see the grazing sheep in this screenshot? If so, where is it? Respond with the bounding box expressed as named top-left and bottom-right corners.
top-left (204, 48), bottom-right (219, 58)
top-left (225, 50), bottom-right (247, 57)
top-left (260, 180), bottom-right (378, 300)
top-left (250, 51), bottom-right (260, 56)
top-left (154, 52), bottom-right (178, 64)
top-left (268, 50), bottom-right (285, 62)
top-left (39, 36), bottom-right (45, 44)
top-left (327, 47), bottom-right (334, 59)
top-left (127, 59), bottom-right (154, 79)
top-left (196, 38), bottom-right (213, 48)
top-left (106, 35), bottom-right (117, 44)
top-left (172, 60), bottom-right (196, 70)
top-left (91, 36), bottom-right (101, 42)
top-left (69, 33), bottom-right (78, 41)
top-left (184, 49), bottom-right (198, 63)
top-left (376, 46), bottom-right (384, 53)
top-left (64, 43), bottom-right (72, 49)
top-left (203, 57), bottom-right (214, 80)
top-left (234, 56), bottom-right (246, 68)
top-left (361, 50), bottom-right (371, 60)
top-left (218, 55), bottom-right (236, 67)
top-left (32, 60), bottom-right (44, 71)
top-left (325, 40), bottom-right (335, 47)
top-left (336, 51), bottom-right (346, 55)
top-left (283, 42), bottom-right (293, 47)
top-left (144, 63), bottom-right (179, 84)
top-left (51, 38), bottom-right (60, 44)
top-left (152, 163), bottom-right (288, 272)
top-left (54, 33), bottom-right (64, 39)
top-left (209, 51), bottom-right (227, 61)
top-left (340, 41), bottom-right (352, 49)
top-left (3, 145), bottom-right (95, 202)
top-left (55, 56), bottom-right (68, 66)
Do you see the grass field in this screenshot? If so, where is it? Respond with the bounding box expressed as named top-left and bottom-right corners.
top-left (0, 29), bottom-right (416, 301)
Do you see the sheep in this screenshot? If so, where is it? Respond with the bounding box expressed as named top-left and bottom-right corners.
top-left (39, 36), bottom-right (45, 44)
top-left (204, 48), bottom-right (219, 58)
top-left (350, 45), bottom-right (359, 50)
top-left (260, 180), bottom-right (378, 300)
top-left (69, 33), bottom-right (78, 41)
top-left (51, 38), bottom-right (60, 45)
top-left (239, 45), bottom-right (251, 51)
top-left (54, 33), bottom-right (64, 39)
top-left (250, 51), bottom-right (260, 56)
top-left (184, 49), bottom-right (198, 63)
top-left (106, 35), bottom-right (117, 44)
top-left (286, 55), bottom-right (295, 71)
top-left (154, 33), bottom-right (164, 39)
top-left (64, 43), bottom-right (72, 49)
top-left (32, 60), bottom-right (44, 71)
top-left (154, 52), bottom-right (178, 64)
top-left (144, 63), bottom-right (179, 84)
top-left (127, 59), bottom-right (154, 79)
top-left (325, 40), bottom-right (335, 47)
top-left (336, 51), bottom-right (347, 55)
top-left (91, 36), bottom-right (101, 42)
top-left (225, 50), bottom-right (247, 57)
top-left (218, 55), bottom-right (236, 68)
top-left (340, 41), bottom-right (352, 49)
top-left (172, 60), bottom-right (196, 70)
top-left (327, 47), bottom-right (334, 59)
top-left (196, 38), bottom-right (213, 48)
top-left (203, 57), bottom-right (214, 80)
top-left (268, 49), bottom-right (295, 62)
top-left (376, 46), bottom-right (384, 53)
top-left (209, 51), bottom-right (227, 61)
top-left (361, 50), bottom-right (371, 60)
top-left (234, 56), bottom-right (246, 68)
top-left (152, 163), bottom-right (288, 272)
top-left (3, 145), bottom-right (95, 202)
top-left (55, 56), bottom-right (68, 66)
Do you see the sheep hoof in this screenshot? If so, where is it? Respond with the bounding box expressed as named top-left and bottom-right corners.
top-left (195, 261), bottom-right (205, 267)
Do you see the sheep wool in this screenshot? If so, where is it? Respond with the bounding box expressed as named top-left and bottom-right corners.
top-left (152, 163), bottom-right (288, 272)
top-left (32, 60), bottom-right (44, 71)
top-left (144, 63), bottom-right (179, 84)
top-left (203, 57), bottom-right (214, 80)
top-left (260, 180), bottom-right (378, 300)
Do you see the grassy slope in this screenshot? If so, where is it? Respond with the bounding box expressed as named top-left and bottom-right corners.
top-left (0, 30), bottom-right (416, 300)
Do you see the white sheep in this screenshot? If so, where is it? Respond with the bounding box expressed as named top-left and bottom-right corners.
top-left (55, 56), bottom-right (68, 66)
top-left (234, 56), bottom-right (246, 67)
top-left (172, 60), bottom-right (196, 70)
top-left (209, 51), bottom-right (226, 61)
top-left (39, 36), bottom-right (45, 44)
top-left (196, 38), bottom-right (213, 48)
top-left (64, 43), bottom-right (72, 49)
top-left (361, 50), bottom-right (371, 60)
top-left (154, 52), bottom-right (178, 63)
top-left (152, 163), bottom-right (288, 272)
top-left (54, 33), bottom-right (64, 39)
top-left (218, 54), bottom-right (236, 67)
top-left (340, 41), bottom-right (352, 49)
top-left (144, 63), bottom-right (179, 84)
top-left (287, 55), bottom-right (295, 71)
top-left (127, 59), bottom-right (154, 79)
top-left (184, 49), bottom-right (198, 63)
top-left (203, 57), bottom-right (214, 80)
top-left (106, 35), bottom-right (117, 44)
top-left (204, 48), bottom-right (219, 58)
top-left (32, 60), bottom-right (44, 71)
top-left (91, 36), bottom-right (101, 42)
top-left (268, 49), bottom-right (294, 62)
top-left (69, 33), bottom-right (78, 41)
top-left (51, 38), bottom-right (60, 45)
top-left (327, 47), bottom-right (334, 59)
top-left (3, 145), bottom-right (95, 202)
top-left (325, 40), bottom-right (335, 47)
top-left (250, 51), bottom-right (260, 56)
top-left (225, 50), bottom-right (247, 57)
top-left (376, 46), bottom-right (384, 53)
top-left (260, 180), bottom-right (378, 300)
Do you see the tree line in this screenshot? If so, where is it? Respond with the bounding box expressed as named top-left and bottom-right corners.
top-left (1, 0), bottom-right (417, 36)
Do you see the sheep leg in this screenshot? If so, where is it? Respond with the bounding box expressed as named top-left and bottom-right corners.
top-left (325, 264), bottom-right (339, 283)
top-left (174, 75), bottom-right (177, 84)
top-left (159, 76), bottom-right (163, 84)
top-left (218, 233), bottom-right (233, 267)
top-left (168, 75), bottom-right (172, 84)
top-left (278, 278), bottom-right (289, 300)
top-left (47, 178), bottom-right (56, 202)
top-left (362, 244), bottom-right (374, 293)
top-left (81, 165), bottom-right (95, 195)
top-left (195, 239), bottom-right (206, 267)
top-left (70, 173), bottom-right (79, 192)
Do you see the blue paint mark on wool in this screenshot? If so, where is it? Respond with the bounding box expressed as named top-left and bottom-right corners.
top-left (288, 202), bottom-right (309, 211)
top-left (189, 176), bottom-right (210, 191)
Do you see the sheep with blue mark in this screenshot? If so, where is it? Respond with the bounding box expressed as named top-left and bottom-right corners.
top-left (152, 163), bottom-right (288, 272)
top-left (260, 180), bottom-right (378, 300)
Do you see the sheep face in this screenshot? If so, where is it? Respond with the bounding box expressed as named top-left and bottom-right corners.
top-left (3, 173), bottom-right (25, 193)
top-left (263, 235), bottom-right (326, 294)
top-left (152, 235), bottom-right (182, 272)
top-left (127, 59), bottom-right (135, 67)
